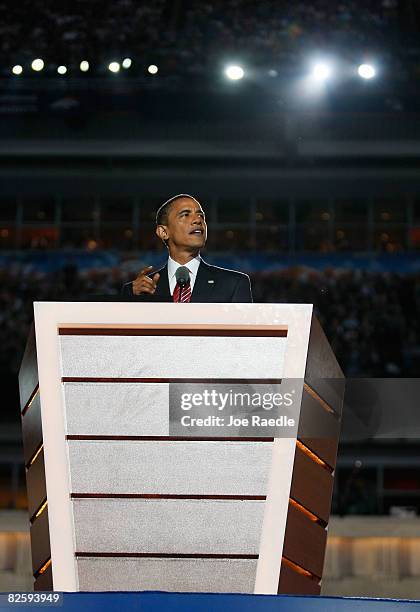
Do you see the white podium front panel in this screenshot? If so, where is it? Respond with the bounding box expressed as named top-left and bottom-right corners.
top-left (77, 558), bottom-right (258, 592)
top-left (73, 498), bottom-right (264, 554)
top-left (64, 382), bottom-right (169, 436)
top-left (60, 335), bottom-right (287, 379)
top-left (68, 440), bottom-right (273, 495)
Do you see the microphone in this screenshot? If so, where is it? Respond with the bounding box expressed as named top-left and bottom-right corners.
top-left (175, 266), bottom-right (190, 288)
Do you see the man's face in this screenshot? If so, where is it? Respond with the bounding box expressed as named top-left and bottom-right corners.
top-left (157, 197), bottom-right (207, 251)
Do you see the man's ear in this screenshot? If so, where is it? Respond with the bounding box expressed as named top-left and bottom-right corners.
top-left (156, 225), bottom-right (169, 245)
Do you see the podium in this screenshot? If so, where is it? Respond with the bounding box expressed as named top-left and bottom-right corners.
top-left (19, 302), bottom-right (344, 594)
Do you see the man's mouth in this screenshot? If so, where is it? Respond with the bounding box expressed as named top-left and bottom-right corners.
top-left (189, 229), bottom-right (204, 235)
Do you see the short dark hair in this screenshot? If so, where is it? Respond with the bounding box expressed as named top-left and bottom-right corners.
top-left (155, 194), bottom-right (200, 226)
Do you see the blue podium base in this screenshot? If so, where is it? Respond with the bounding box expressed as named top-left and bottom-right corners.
top-left (4, 592), bottom-right (419, 611)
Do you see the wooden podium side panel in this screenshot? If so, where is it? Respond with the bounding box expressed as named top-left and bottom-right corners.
top-left (34, 563), bottom-right (53, 592)
top-left (24, 431), bottom-right (53, 590)
top-left (282, 503), bottom-right (327, 578)
top-left (26, 449), bottom-right (47, 521)
top-left (19, 325), bottom-right (39, 413)
top-left (277, 317), bottom-right (344, 595)
top-left (297, 388), bottom-right (340, 469)
top-left (21, 391), bottom-right (43, 465)
top-left (278, 385), bottom-right (341, 595)
top-left (19, 327), bottom-right (53, 591)
top-left (304, 315), bottom-right (345, 416)
top-left (289, 446), bottom-right (334, 524)
top-left (278, 563), bottom-right (320, 596)
top-left (30, 507), bottom-right (51, 576)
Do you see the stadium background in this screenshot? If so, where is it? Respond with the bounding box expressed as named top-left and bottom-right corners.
top-left (1, 0), bottom-right (420, 597)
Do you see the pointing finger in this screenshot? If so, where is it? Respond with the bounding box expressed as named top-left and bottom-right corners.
top-left (136, 265), bottom-right (154, 279)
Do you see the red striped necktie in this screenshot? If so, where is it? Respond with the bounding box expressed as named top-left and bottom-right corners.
top-left (173, 281), bottom-right (192, 303)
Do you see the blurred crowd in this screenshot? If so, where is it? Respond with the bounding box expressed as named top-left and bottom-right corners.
top-left (178, 0), bottom-right (401, 74)
top-left (0, 0), bottom-right (413, 78)
top-left (1, 262), bottom-right (419, 388)
top-left (252, 267), bottom-right (420, 377)
top-left (0, 1), bottom-right (166, 70)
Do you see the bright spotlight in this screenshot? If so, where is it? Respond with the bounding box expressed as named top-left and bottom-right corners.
top-left (31, 58), bottom-right (44, 72)
top-left (108, 61), bottom-right (120, 73)
top-left (225, 65), bottom-right (244, 80)
top-left (122, 58), bottom-right (132, 69)
top-left (358, 64), bottom-right (375, 79)
top-left (57, 65), bottom-right (67, 75)
top-left (147, 64), bottom-right (158, 75)
top-left (12, 65), bottom-right (23, 75)
top-left (80, 60), bottom-right (89, 72)
top-left (312, 62), bottom-right (332, 81)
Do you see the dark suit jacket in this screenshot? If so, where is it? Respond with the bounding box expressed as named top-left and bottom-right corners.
top-left (122, 259), bottom-right (253, 303)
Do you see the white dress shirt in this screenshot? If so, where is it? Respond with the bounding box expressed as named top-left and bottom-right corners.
top-left (167, 255), bottom-right (201, 295)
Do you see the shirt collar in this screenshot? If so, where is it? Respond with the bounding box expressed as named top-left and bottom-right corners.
top-left (168, 254), bottom-right (201, 280)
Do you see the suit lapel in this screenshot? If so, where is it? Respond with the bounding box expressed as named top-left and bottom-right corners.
top-left (153, 264), bottom-right (171, 300)
top-left (191, 260), bottom-right (215, 302)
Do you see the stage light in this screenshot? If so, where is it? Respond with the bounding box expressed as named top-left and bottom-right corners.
top-left (311, 62), bottom-right (332, 81)
top-left (80, 61), bottom-right (89, 72)
top-left (225, 65), bottom-right (244, 80)
top-left (12, 65), bottom-right (23, 75)
top-left (122, 58), bottom-right (132, 69)
top-left (57, 65), bottom-right (67, 75)
top-left (358, 63), bottom-right (375, 79)
top-left (108, 61), bottom-right (120, 73)
top-left (31, 58), bottom-right (44, 72)
top-left (148, 64), bottom-right (158, 75)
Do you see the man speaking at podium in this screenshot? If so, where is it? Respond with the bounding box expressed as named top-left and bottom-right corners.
top-left (122, 194), bottom-right (253, 303)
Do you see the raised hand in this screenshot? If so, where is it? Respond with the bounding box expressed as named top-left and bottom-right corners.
top-left (132, 266), bottom-right (160, 295)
